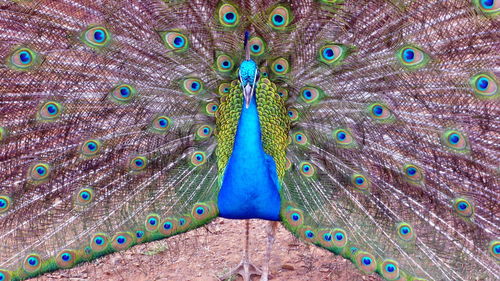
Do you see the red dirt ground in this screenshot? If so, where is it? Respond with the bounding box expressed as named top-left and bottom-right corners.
top-left (38, 218), bottom-right (382, 281)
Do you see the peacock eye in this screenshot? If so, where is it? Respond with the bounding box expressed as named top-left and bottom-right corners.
top-left (29, 163), bottom-right (51, 181)
top-left (318, 44), bottom-right (348, 65)
top-left (39, 101), bottom-right (62, 120)
top-left (9, 47), bottom-right (40, 70)
top-left (452, 198), bottom-right (474, 218)
top-left (367, 103), bottom-right (394, 122)
top-left (196, 124), bottom-right (213, 140)
top-left (23, 254), bottom-right (42, 273)
top-left (268, 5), bottom-right (292, 30)
top-left (470, 73), bottom-right (498, 99)
top-left (355, 252), bottom-right (377, 274)
top-left (351, 173), bottom-right (370, 190)
top-left (161, 31), bottom-right (189, 52)
top-left (110, 84), bottom-right (136, 103)
top-left (81, 139), bottom-right (102, 156)
top-left (152, 115), bottom-right (172, 132)
top-left (205, 102), bottom-right (219, 116)
top-left (182, 78), bottom-right (204, 95)
top-left (441, 130), bottom-right (469, 152)
top-left (191, 151), bottom-right (207, 166)
top-left (293, 131), bottom-right (308, 145)
top-left (249, 36), bottom-right (266, 56)
top-left (299, 86), bottom-right (323, 104)
top-left (216, 54), bottom-right (234, 73)
top-left (396, 45), bottom-right (429, 70)
top-left (0, 196), bottom-right (12, 214)
top-left (332, 128), bottom-right (355, 147)
top-left (271, 57), bottom-right (290, 75)
top-left (129, 156), bottom-right (148, 171)
top-left (218, 4), bottom-right (240, 27)
top-left (473, 0), bottom-right (499, 16)
top-left (299, 162), bottom-right (315, 177)
top-left (83, 26), bottom-right (111, 48)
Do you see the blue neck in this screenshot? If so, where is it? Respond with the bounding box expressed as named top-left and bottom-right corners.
top-left (217, 95), bottom-right (281, 220)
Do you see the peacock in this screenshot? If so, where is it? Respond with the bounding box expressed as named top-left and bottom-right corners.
top-left (0, 0), bottom-right (498, 280)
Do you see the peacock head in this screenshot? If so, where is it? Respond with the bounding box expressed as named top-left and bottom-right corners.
top-left (239, 31), bottom-right (260, 108)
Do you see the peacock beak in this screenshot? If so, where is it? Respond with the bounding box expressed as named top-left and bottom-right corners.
top-left (244, 84), bottom-right (253, 108)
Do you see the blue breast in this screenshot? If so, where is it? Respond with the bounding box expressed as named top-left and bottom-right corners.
top-left (217, 95), bottom-right (281, 220)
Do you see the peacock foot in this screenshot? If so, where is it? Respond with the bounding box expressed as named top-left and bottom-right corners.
top-left (220, 259), bottom-right (271, 281)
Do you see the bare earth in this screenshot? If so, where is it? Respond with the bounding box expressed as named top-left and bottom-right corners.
top-left (38, 219), bottom-right (382, 281)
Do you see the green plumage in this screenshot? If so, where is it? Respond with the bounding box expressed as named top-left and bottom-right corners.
top-left (0, 0), bottom-right (499, 281)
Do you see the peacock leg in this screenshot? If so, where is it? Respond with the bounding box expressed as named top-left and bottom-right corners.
top-left (260, 221), bottom-right (277, 281)
top-left (220, 220), bottom-right (262, 281)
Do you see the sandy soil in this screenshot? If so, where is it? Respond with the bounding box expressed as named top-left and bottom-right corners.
top-left (37, 218), bottom-right (382, 281)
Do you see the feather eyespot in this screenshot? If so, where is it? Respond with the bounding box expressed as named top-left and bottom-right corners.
top-left (249, 36), bottom-right (266, 56)
top-left (287, 108), bottom-right (299, 122)
top-left (145, 214), bottom-right (161, 232)
top-left (76, 187), bottom-right (94, 205)
top-left (473, 0), bottom-right (499, 16)
top-left (277, 87), bottom-right (288, 100)
top-left (191, 202), bottom-right (217, 221)
top-left (23, 254), bottom-right (42, 273)
top-left (135, 230), bottom-right (146, 243)
top-left (271, 57), bottom-right (290, 75)
top-left (151, 116), bottom-right (172, 133)
top-left (298, 226), bottom-right (316, 242)
top-left (9, 48), bottom-right (39, 70)
top-left (318, 44), bottom-right (348, 65)
top-left (216, 54), bottom-right (234, 73)
top-left (300, 86), bottom-right (323, 104)
top-left (333, 129), bottom-right (355, 147)
top-left (489, 240), bottom-right (500, 260)
top-left (161, 31), bottom-right (188, 52)
top-left (402, 164), bottom-right (424, 184)
top-left (0, 196), bottom-right (11, 214)
top-left (396, 45), bottom-right (429, 70)
top-left (218, 82), bottom-right (231, 95)
top-left (331, 228), bottom-right (348, 248)
top-left (367, 103), bottom-right (394, 122)
top-left (90, 233), bottom-right (109, 252)
top-left (441, 130), bottom-right (469, 152)
top-left (355, 251), bottom-right (377, 274)
top-left (284, 208), bottom-right (304, 227)
top-left (205, 102), bottom-right (219, 116)
top-left (159, 218), bottom-right (178, 236)
top-left (182, 78), bottom-right (204, 95)
top-left (82, 26), bottom-right (111, 48)
top-left (29, 163), bottom-right (51, 181)
top-left (293, 131), bottom-right (308, 145)
top-left (110, 84), bottom-right (136, 103)
top-left (470, 73), bottom-right (498, 99)
top-left (351, 173), bottom-right (370, 190)
top-left (56, 250), bottom-right (76, 268)
top-left (129, 156), bottom-right (147, 171)
top-left (196, 124), bottom-right (213, 140)
top-left (39, 101), bottom-right (62, 120)
top-left (396, 222), bottom-right (415, 241)
top-left (177, 215), bottom-right (192, 232)
top-left (0, 270), bottom-right (12, 281)
top-left (218, 4), bottom-right (240, 27)
top-left (268, 5), bottom-right (292, 30)
top-left (81, 139), bottom-right (101, 157)
top-left (453, 198), bottom-right (474, 217)
top-left (381, 259), bottom-right (400, 280)
top-left (299, 162), bottom-right (315, 177)
top-left (191, 151), bottom-right (207, 166)
top-left (111, 232), bottom-right (134, 251)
